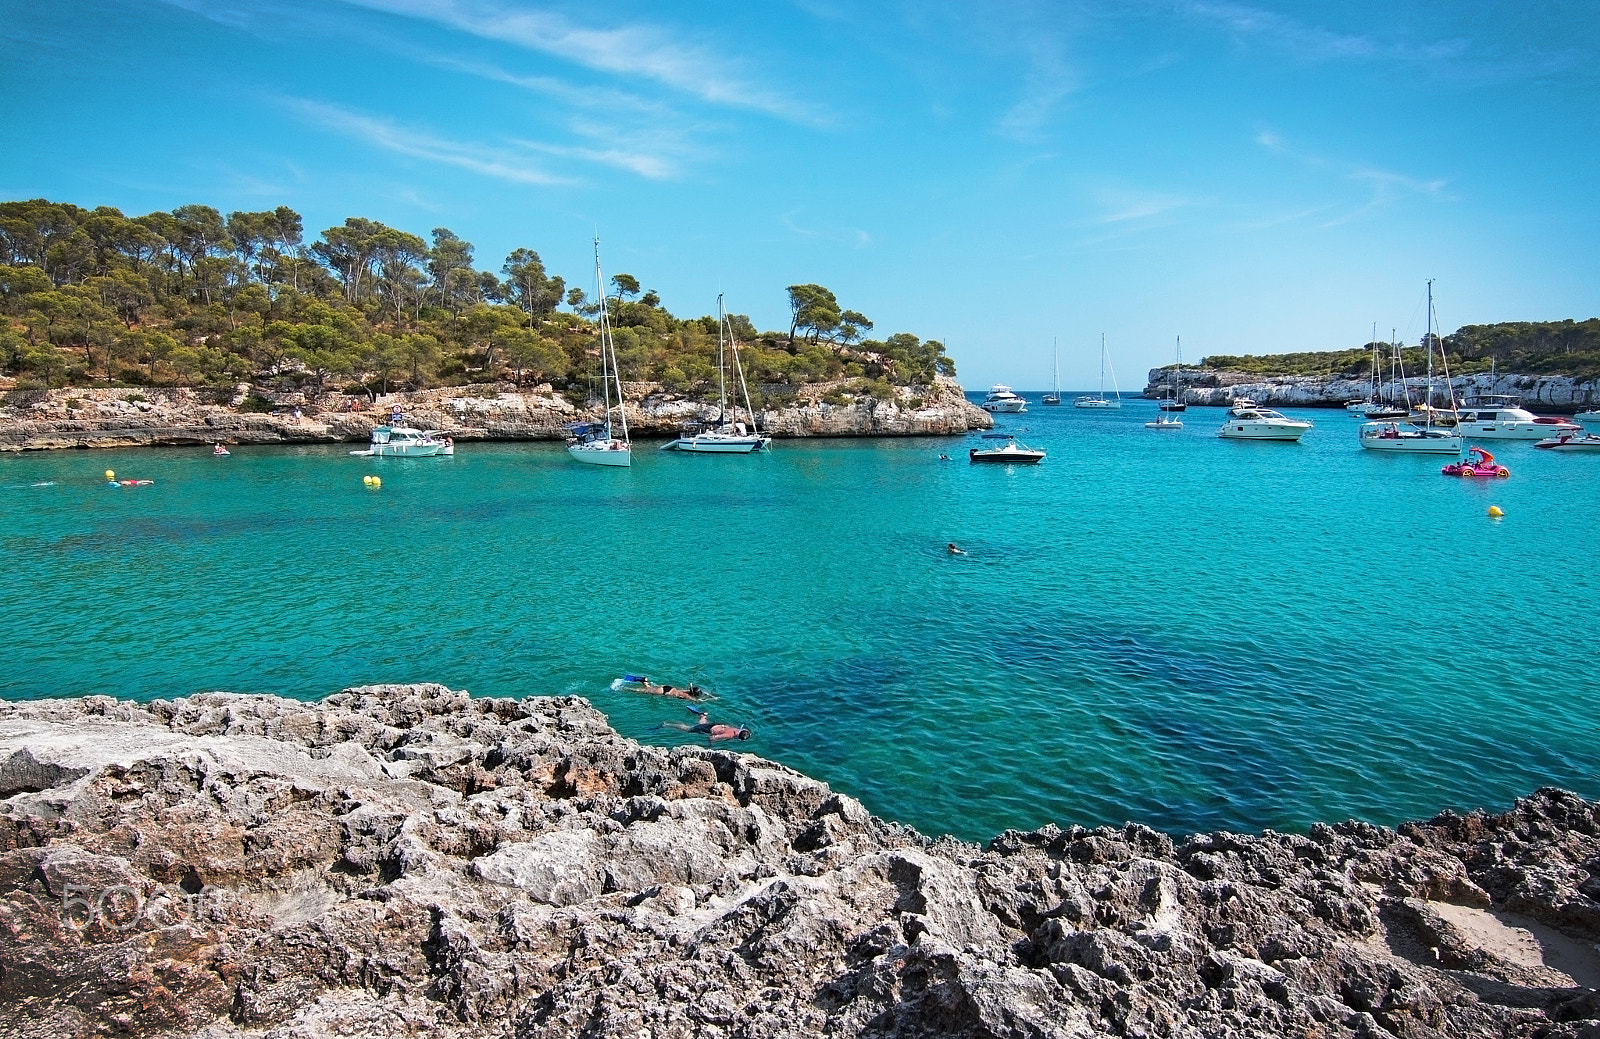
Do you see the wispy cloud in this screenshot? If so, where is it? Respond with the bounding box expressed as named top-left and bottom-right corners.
top-left (1252, 127), bottom-right (1449, 227)
top-left (1089, 188), bottom-right (1198, 226)
top-left (781, 210), bottom-right (872, 248)
top-left (280, 97), bottom-right (575, 185)
top-left (337, 0), bottom-right (826, 124)
top-left (1163, 0), bottom-right (1466, 63)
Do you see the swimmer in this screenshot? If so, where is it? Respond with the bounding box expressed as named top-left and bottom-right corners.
top-left (947, 542), bottom-right (966, 555)
top-left (661, 707), bottom-right (751, 742)
top-left (623, 675), bottom-right (714, 701)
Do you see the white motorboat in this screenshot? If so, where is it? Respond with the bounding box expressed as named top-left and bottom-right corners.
top-left (1217, 407), bottom-right (1312, 441)
top-left (1454, 396), bottom-right (1581, 440)
top-left (567, 239), bottom-right (631, 467)
top-left (349, 426), bottom-right (449, 457)
top-left (1074, 334), bottom-right (1121, 408)
top-left (981, 385), bottom-right (1028, 412)
top-left (1226, 397), bottom-right (1259, 416)
top-left (1576, 409), bottom-right (1600, 425)
top-left (1535, 432), bottom-right (1600, 451)
top-left (969, 433), bottom-right (1045, 463)
top-left (662, 294), bottom-right (771, 454)
top-left (1357, 421), bottom-right (1463, 453)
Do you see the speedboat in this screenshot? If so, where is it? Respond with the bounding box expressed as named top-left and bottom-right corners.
top-left (1357, 421), bottom-right (1463, 453)
top-left (1535, 432), bottom-right (1600, 451)
top-left (969, 434), bottom-right (1045, 463)
top-left (1441, 446), bottom-right (1510, 478)
top-left (980, 385), bottom-right (1028, 413)
top-left (349, 426), bottom-right (449, 457)
top-left (1217, 407), bottom-right (1312, 441)
top-left (1454, 397), bottom-right (1581, 440)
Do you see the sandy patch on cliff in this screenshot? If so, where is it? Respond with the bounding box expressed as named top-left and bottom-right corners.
top-left (1428, 900), bottom-right (1600, 987)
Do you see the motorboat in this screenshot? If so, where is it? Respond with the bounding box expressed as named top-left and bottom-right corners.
top-left (1441, 446), bottom-right (1510, 478)
top-left (1535, 432), bottom-right (1600, 451)
top-left (1362, 401), bottom-right (1410, 420)
top-left (1357, 421), bottom-right (1463, 453)
top-left (1409, 402), bottom-right (1458, 427)
top-left (1074, 334), bottom-right (1121, 409)
top-left (212, 443), bottom-right (230, 456)
top-left (1576, 409), bottom-right (1600, 425)
top-left (661, 294), bottom-right (771, 453)
top-left (1226, 397), bottom-right (1259, 416)
top-left (969, 433), bottom-right (1045, 464)
top-left (349, 426), bottom-right (449, 457)
top-left (1454, 396), bottom-right (1580, 440)
top-left (1217, 407), bottom-right (1312, 441)
top-left (981, 385), bottom-right (1028, 413)
top-left (1145, 416), bottom-right (1183, 429)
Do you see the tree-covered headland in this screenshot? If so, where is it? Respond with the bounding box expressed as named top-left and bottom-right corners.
top-left (0, 199), bottom-right (957, 409)
top-left (1195, 321), bottom-right (1600, 381)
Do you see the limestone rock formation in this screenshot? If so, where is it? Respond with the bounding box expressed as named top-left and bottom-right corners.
top-left (1143, 369), bottom-right (1600, 411)
top-left (2, 685), bottom-right (1597, 1038)
top-left (0, 377), bottom-right (989, 451)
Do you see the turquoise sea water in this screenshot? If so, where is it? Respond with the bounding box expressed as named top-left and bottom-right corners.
top-left (4, 398), bottom-right (1598, 842)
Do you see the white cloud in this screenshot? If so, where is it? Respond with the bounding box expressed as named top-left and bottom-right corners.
top-left (336, 0), bottom-right (826, 124)
top-left (281, 97), bottom-right (574, 186)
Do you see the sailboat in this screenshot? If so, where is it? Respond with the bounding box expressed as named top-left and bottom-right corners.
top-left (566, 239), bottom-right (632, 467)
top-left (661, 294), bottom-right (771, 453)
top-left (1042, 339), bottom-right (1061, 405)
top-left (1158, 336), bottom-right (1187, 412)
top-left (1357, 281), bottom-right (1462, 454)
top-left (1074, 334), bottom-right (1121, 409)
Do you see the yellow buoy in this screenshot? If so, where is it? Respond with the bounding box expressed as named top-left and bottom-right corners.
top-left (1487, 505), bottom-right (1504, 518)
top-left (362, 475), bottom-right (373, 485)
top-left (105, 470), bottom-right (115, 479)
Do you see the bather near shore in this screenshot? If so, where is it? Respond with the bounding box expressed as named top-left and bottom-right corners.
top-left (1, 684), bottom-right (1597, 1038)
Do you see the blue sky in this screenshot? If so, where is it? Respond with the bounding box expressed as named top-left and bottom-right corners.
top-left (3, 0), bottom-right (1597, 389)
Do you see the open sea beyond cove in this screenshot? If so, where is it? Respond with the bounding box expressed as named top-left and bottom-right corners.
top-left (4, 397), bottom-right (1598, 842)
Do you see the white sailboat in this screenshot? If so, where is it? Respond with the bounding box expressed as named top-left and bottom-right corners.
top-left (1157, 336), bottom-right (1186, 412)
top-left (1358, 281), bottom-right (1462, 454)
top-left (1074, 334), bottom-right (1121, 409)
top-left (661, 294), bottom-right (771, 453)
top-left (1042, 339), bottom-right (1061, 405)
top-left (566, 239), bottom-right (631, 467)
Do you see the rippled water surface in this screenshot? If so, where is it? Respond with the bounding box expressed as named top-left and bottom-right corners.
top-left (5, 399), bottom-right (1598, 841)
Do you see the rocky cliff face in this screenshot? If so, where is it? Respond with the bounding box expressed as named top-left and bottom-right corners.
top-left (1143, 370), bottom-right (1600, 411)
top-left (3, 685), bottom-right (1597, 1039)
top-left (0, 377), bottom-right (989, 451)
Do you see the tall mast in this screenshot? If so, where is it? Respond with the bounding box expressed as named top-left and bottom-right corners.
top-left (593, 238), bottom-right (628, 442)
top-left (716, 293), bottom-right (729, 424)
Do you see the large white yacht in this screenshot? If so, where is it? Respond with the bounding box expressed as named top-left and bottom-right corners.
top-left (1217, 407), bottom-right (1313, 441)
top-left (1454, 396), bottom-right (1580, 440)
top-left (980, 385), bottom-right (1028, 413)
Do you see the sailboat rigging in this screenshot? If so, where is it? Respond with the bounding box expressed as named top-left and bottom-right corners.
top-left (565, 238), bottom-right (632, 467)
top-left (1158, 336), bottom-right (1187, 412)
top-left (1042, 339), bottom-right (1061, 405)
top-left (661, 294), bottom-right (772, 453)
top-left (1357, 280), bottom-right (1462, 454)
top-left (1074, 334), bottom-right (1121, 409)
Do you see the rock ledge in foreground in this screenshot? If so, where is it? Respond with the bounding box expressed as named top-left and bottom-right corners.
top-left (2, 685), bottom-right (1598, 1038)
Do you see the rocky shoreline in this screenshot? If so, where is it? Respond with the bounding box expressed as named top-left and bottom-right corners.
top-left (3, 684), bottom-right (1597, 1038)
top-left (0, 377), bottom-right (991, 452)
top-left (1143, 369), bottom-right (1600, 412)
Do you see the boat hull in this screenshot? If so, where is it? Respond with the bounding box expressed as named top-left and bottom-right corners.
top-left (1145, 419), bottom-right (1183, 429)
top-left (981, 401), bottom-right (1027, 413)
top-left (568, 442), bottom-right (632, 466)
top-left (1218, 422), bottom-right (1310, 441)
top-left (1455, 421), bottom-right (1581, 440)
top-left (970, 448), bottom-right (1045, 463)
top-left (662, 434), bottom-right (770, 453)
top-left (1073, 398), bottom-right (1121, 409)
top-left (1535, 435), bottom-right (1600, 451)
top-left (1358, 431), bottom-right (1463, 453)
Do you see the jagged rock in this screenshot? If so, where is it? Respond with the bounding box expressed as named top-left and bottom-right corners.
top-left (2, 685), bottom-right (1597, 1038)
top-left (0, 378), bottom-right (990, 451)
